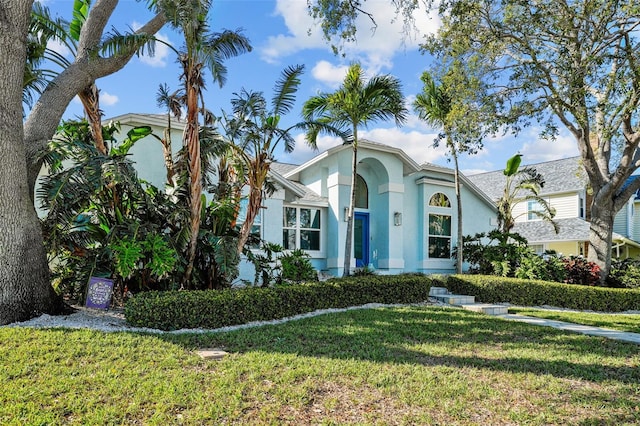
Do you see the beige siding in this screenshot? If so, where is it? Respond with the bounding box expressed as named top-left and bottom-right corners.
top-left (513, 193), bottom-right (579, 223)
top-left (547, 241), bottom-right (581, 257)
top-left (549, 193), bottom-right (580, 219)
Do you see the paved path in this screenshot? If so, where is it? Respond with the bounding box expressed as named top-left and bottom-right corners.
top-left (498, 313), bottom-right (640, 344)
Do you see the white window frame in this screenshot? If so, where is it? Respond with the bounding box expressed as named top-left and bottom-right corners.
top-left (427, 213), bottom-right (452, 259)
top-left (283, 206), bottom-right (322, 252)
top-left (527, 200), bottom-right (544, 221)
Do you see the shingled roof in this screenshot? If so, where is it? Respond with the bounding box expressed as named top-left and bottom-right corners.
top-left (514, 217), bottom-right (634, 247)
top-left (468, 156), bottom-right (588, 201)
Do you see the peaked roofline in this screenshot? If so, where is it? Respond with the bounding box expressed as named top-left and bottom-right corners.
top-left (106, 113), bottom-right (188, 130)
top-left (283, 139), bottom-right (422, 178)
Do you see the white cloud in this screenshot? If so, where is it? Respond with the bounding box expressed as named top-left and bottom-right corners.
top-left (70, 92), bottom-right (118, 107)
top-left (46, 38), bottom-right (72, 59)
top-left (263, 0), bottom-right (440, 67)
top-left (361, 127), bottom-right (446, 164)
top-left (283, 126), bottom-right (447, 166)
top-left (519, 132), bottom-right (579, 163)
top-left (100, 91), bottom-right (119, 106)
top-left (310, 61), bottom-right (350, 87)
top-left (132, 21), bottom-right (171, 68)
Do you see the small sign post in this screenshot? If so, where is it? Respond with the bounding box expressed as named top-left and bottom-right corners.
top-left (85, 277), bottom-right (114, 310)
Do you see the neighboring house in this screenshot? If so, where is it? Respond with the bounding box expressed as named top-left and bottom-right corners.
top-left (468, 156), bottom-right (640, 259)
top-left (91, 114), bottom-right (497, 279)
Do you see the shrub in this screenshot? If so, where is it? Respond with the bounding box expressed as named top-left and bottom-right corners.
top-left (515, 253), bottom-right (566, 283)
top-left (280, 249), bottom-right (317, 282)
top-left (125, 275), bottom-right (436, 330)
top-left (562, 256), bottom-right (601, 286)
top-left (445, 274), bottom-right (640, 312)
top-left (607, 259), bottom-right (640, 289)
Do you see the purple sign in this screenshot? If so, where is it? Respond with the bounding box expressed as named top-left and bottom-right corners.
top-left (85, 277), bottom-right (114, 309)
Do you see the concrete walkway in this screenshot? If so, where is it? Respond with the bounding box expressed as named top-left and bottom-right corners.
top-left (497, 313), bottom-right (640, 344)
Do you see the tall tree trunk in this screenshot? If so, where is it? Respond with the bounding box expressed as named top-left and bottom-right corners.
top-left (78, 83), bottom-right (106, 154)
top-left (181, 68), bottom-right (202, 288)
top-left (162, 126), bottom-right (175, 184)
top-left (0, 0), bottom-right (63, 325)
top-left (237, 154), bottom-right (268, 253)
top-left (587, 198), bottom-right (615, 284)
top-left (451, 148), bottom-right (463, 274)
top-left (343, 139), bottom-right (358, 277)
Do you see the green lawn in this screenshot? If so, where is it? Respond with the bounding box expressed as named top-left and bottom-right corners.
top-left (509, 307), bottom-right (640, 334)
top-left (2, 306), bottom-right (639, 425)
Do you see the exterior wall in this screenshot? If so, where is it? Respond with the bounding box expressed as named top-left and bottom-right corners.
top-left (512, 192), bottom-right (579, 223)
top-left (546, 241), bottom-right (581, 257)
top-left (115, 122), bottom-right (184, 189)
top-left (613, 202), bottom-right (628, 237)
top-left (411, 174), bottom-right (495, 274)
top-left (631, 201), bottom-right (640, 241)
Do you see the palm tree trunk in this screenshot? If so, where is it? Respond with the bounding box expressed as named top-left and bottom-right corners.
top-left (343, 136), bottom-right (358, 277)
top-left (79, 83), bottom-right (107, 155)
top-left (237, 154), bottom-right (268, 253)
top-left (161, 114), bottom-right (175, 184)
top-left (451, 146), bottom-right (463, 274)
top-left (181, 71), bottom-right (202, 288)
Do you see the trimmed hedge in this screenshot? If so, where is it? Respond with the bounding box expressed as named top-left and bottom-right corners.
top-left (125, 275), bottom-right (436, 331)
top-left (446, 275), bottom-right (640, 312)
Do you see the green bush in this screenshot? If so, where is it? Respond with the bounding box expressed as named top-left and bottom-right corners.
top-left (280, 249), bottom-right (317, 282)
top-left (445, 275), bottom-right (640, 312)
top-left (607, 259), bottom-right (640, 289)
top-left (125, 275), bottom-right (437, 330)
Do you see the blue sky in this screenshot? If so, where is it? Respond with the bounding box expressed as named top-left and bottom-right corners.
top-left (40, 0), bottom-right (579, 174)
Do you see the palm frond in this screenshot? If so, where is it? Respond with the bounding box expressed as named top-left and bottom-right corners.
top-left (100, 29), bottom-right (157, 59)
top-left (271, 64), bottom-right (304, 115)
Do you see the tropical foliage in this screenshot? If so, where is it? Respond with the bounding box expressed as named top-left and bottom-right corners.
top-left (497, 154), bottom-right (558, 234)
top-left (39, 120), bottom-right (183, 301)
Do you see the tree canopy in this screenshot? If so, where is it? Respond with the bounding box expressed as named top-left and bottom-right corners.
top-left (310, 0), bottom-right (640, 280)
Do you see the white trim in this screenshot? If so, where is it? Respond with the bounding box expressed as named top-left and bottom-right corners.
top-left (327, 173), bottom-right (352, 188)
top-left (378, 183), bottom-right (404, 194)
top-left (420, 259), bottom-right (455, 269)
top-left (416, 177), bottom-right (456, 188)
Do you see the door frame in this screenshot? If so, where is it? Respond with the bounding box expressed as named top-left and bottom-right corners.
top-left (354, 212), bottom-right (370, 267)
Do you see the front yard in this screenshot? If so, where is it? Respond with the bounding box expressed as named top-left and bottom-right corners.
top-left (2, 306), bottom-right (639, 425)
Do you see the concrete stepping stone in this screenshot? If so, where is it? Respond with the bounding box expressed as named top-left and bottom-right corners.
top-left (196, 348), bottom-right (229, 360)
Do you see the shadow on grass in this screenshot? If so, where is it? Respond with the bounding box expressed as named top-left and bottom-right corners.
top-left (158, 306), bottom-right (640, 385)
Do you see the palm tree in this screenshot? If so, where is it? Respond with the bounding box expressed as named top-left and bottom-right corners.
top-left (498, 154), bottom-right (559, 234)
top-left (155, 83), bottom-right (185, 185)
top-left (303, 63), bottom-right (407, 276)
top-left (222, 65), bottom-right (347, 254)
top-left (158, 0), bottom-right (251, 287)
top-left (413, 72), bottom-right (464, 274)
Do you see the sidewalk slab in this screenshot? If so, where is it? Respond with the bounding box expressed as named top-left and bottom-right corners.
top-left (497, 314), bottom-right (640, 344)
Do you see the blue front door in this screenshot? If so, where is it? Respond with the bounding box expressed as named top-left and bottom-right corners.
top-left (354, 212), bottom-right (370, 268)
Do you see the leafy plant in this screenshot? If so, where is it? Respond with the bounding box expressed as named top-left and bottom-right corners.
top-left (280, 248), bottom-right (316, 282)
top-left (563, 256), bottom-right (601, 286)
top-left (461, 230), bottom-right (530, 277)
top-left (607, 258), bottom-right (640, 289)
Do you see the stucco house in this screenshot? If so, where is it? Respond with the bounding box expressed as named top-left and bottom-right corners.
top-left (102, 113), bottom-right (497, 279)
top-left (468, 156), bottom-right (640, 259)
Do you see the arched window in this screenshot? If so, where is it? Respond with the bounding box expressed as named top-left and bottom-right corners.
top-left (355, 174), bottom-right (368, 209)
top-left (429, 193), bottom-right (450, 207)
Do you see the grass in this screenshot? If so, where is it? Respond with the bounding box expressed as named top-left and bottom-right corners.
top-left (508, 307), bottom-right (640, 334)
top-left (2, 306), bottom-right (639, 425)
